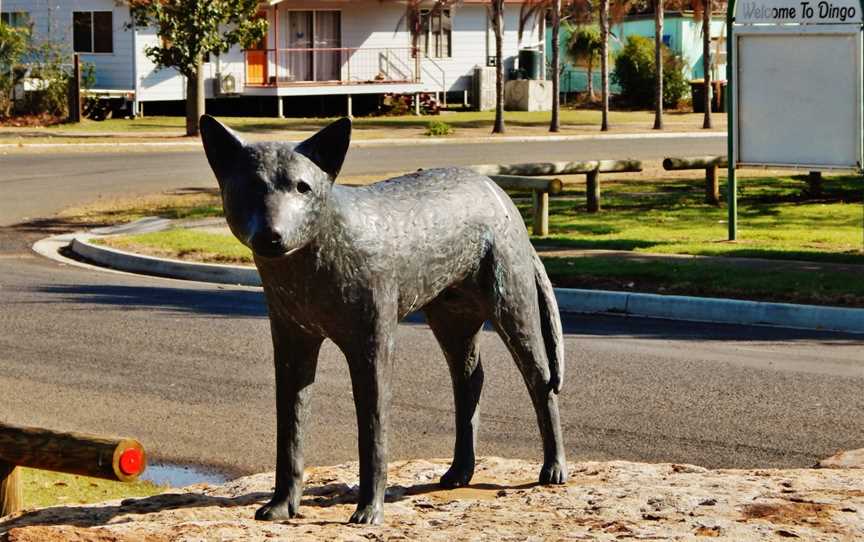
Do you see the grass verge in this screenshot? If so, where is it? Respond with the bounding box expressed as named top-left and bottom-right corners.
top-left (517, 173), bottom-right (864, 264)
top-left (20, 468), bottom-right (164, 509)
top-left (75, 171), bottom-right (864, 307)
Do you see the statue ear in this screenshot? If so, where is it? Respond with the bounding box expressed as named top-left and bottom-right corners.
top-left (200, 115), bottom-right (244, 185)
top-left (294, 117), bottom-right (352, 180)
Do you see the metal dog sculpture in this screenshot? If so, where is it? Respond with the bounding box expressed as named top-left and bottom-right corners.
top-left (200, 115), bottom-right (567, 524)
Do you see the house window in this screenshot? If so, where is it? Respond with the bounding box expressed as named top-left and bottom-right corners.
top-left (420, 9), bottom-right (451, 58)
top-left (1, 11), bottom-right (30, 28)
top-left (73, 11), bottom-right (113, 53)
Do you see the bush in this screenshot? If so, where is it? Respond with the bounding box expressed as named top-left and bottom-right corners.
top-left (613, 35), bottom-right (689, 108)
top-left (380, 93), bottom-right (440, 116)
top-left (424, 120), bottom-right (453, 136)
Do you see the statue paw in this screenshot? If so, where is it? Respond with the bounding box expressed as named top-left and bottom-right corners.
top-left (349, 503), bottom-right (383, 524)
top-left (255, 497), bottom-right (298, 521)
top-left (539, 459), bottom-right (568, 485)
top-left (439, 464), bottom-right (474, 488)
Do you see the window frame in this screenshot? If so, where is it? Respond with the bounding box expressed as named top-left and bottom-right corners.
top-left (73, 10), bottom-right (114, 54)
top-left (419, 8), bottom-right (452, 58)
top-left (1, 11), bottom-right (30, 28)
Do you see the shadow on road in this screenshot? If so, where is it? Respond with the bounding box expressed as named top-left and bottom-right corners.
top-left (34, 283), bottom-right (862, 344)
top-left (36, 285), bottom-right (268, 319)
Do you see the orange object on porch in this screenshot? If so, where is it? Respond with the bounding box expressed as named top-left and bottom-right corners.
top-left (246, 50), bottom-right (267, 86)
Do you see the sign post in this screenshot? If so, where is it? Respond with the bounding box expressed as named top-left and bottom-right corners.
top-left (726, 0), bottom-right (864, 240)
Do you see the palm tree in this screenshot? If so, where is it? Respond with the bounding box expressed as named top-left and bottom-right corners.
top-left (600, 0), bottom-right (610, 130)
top-left (701, 0), bottom-right (712, 129)
top-left (491, 0), bottom-right (506, 133)
top-left (565, 24), bottom-right (601, 101)
top-left (653, 0), bottom-right (663, 129)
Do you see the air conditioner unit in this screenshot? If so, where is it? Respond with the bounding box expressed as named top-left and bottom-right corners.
top-left (213, 73), bottom-right (237, 95)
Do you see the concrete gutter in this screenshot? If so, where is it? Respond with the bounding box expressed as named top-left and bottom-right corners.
top-left (44, 232), bottom-right (864, 335)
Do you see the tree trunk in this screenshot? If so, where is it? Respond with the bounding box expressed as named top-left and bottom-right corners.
top-left (600, 0), bottom-right (610, 131)
top-left (587, 56), bottom-right (595, 100)
top-left (185, 57), bottom-right (205, 137)
top-left (492, 1), bottom-right (505, 134)
top-left (702, 0), bottom-right (712, 129)
top-left (653, 0), bottom-right (664, 130)
top-left (550, 0), bottom-right (561, 132)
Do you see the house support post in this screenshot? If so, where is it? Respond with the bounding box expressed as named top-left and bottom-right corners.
top-left (276, 97), bottom-right (283, 119)
top-left (347, 94), bottom-right (353, 119)
top-left (415, 92), bottom-right (421, 115)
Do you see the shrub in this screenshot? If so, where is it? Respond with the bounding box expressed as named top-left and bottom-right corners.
top-left (613, 35), bottom-right (689, 108)
top-left (424, 120), bottom-right (453, 136)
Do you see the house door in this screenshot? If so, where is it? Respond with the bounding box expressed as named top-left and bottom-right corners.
top-left (246, 38), bottom-right (267, 85)
top-left (314, 11), bottom-right (341, 81)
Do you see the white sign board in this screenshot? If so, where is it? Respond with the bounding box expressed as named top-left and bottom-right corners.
top-left (733, 0), bottom-right (864, 170)
top-left (737, 0), bottom-right (860, 24)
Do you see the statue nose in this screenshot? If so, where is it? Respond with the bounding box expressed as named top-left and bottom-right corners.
top-left (251, 230), bottom-right (285, 255)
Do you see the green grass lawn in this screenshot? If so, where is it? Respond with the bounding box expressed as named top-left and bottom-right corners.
top-left (21, 468), bottom-right (164, 509)
top-left (45, 109), bottom-right (720, 135)
top-left (522, 173), bottom-right (864, 264)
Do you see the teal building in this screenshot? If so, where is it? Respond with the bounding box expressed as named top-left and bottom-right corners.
top-left (549, 12), bottom-right (727, 94)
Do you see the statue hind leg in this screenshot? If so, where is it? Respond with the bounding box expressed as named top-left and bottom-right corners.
top-left (425, 302), bottom-right (486, 488)
top-left (490, 270), bottom-right (568, 485)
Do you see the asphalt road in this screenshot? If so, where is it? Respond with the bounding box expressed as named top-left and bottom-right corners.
top-left (0, 135), bottom-right (725, 226)
top-left (1, 137), bottom-right (863, 480)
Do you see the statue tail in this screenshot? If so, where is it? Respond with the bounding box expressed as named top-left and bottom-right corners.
top-left (533, 252), bottom-right (564, 394)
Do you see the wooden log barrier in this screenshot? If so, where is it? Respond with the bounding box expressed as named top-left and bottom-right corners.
top-left (488, 175), bottom-right (562, 236)
top-left (475, 160), bottom-right (642, 214)
top-left (0, 422), bottom-right (146, 516)
top-left (662, 156), bottom-right (728, 206)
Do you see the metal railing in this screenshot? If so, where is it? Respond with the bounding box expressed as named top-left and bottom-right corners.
top-left (245, 47), bottom-right (419, 87)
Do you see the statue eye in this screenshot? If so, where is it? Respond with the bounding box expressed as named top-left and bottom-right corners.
top-left (297, 181), bottom-right (312, 194)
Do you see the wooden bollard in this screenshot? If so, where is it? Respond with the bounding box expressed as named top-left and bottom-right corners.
top-left (0, 460), bottom-right (21, 517)
top-left (586, 169), bottom-right (601, 213)
top-left (488, 175), bottom-right (562, 237)
top-left (662, 156), bottom-right (727, 205)
top-left (0, 422), bottom-right (146, 516)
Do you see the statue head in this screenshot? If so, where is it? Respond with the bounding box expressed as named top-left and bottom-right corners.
top-left (200, 115), bottom-right (351, 258)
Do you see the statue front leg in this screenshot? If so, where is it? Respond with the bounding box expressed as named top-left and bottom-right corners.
top-left (256, 319), bottom-right (322, 521)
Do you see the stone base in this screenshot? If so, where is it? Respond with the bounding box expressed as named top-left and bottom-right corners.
top-left (504, 79), bottom-right (553, 112)
top-left (3, 456), bottom-right (863, 541)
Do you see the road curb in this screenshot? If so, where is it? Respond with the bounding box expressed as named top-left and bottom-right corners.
top-left (60, 234), bottom-right (864, 335)
top-left (0, 130), bottom-right (726, 150)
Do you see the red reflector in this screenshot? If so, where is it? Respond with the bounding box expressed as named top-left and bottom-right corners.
top-left (119, 448), bottom-right (143, 475)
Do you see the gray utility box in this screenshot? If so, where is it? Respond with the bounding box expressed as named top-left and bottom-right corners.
top-left (504, 79), bottom-right (552, 112)
top-left (472, 66), bottom-right (497, 111)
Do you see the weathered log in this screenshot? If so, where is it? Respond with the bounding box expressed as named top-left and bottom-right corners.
top-left (488, 175), bottom-right (563, 194)
top-left (662, 156), bottom-right (728, 170)
top-left (0, 460), bottom-right (21, 517)
top-left (473, 159), bottom-right (641, 177)
top-left (0, 422), bottom-right (146, 483)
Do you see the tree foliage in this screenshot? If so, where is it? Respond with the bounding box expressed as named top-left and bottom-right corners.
top-left (613, 35), bottom-right (688, 108)
top-left (566, 25), bottom-right (601, 69)
top-left (128, 0), bottom-right (267, 77)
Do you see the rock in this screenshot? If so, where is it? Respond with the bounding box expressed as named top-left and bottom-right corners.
top-left (818, 448), bottom-right (864, 469)
top-left (1, 457), bottom-right (863, 541)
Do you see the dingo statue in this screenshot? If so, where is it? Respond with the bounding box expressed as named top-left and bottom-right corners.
top-left (200, 115), bottom-right (567, 524)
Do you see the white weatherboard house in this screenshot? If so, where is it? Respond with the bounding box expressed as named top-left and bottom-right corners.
top-left (0, 0), bottom-right (544, 115)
